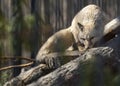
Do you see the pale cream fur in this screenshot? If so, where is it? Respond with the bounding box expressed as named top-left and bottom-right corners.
top-left (36, 4), bottom-right (108, 68)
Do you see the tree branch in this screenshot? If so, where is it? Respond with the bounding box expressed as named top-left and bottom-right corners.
top-left (104, 16), bottom-right (120, 35)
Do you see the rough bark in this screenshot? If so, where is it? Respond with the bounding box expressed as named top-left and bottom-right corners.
top-left (27, 47), bottom-right (112, 86)
top-left (27, 34), bottom-right (120, 86)
top-left (3, 51), bottom-right (82, 86)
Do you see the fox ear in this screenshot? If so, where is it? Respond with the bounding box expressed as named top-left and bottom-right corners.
top-left (77, 23), bottom-right (84, 31)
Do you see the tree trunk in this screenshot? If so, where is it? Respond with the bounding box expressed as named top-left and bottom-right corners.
top-left (12, 0), bottom-right (23, 77)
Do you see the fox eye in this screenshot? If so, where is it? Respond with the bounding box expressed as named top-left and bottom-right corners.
top-left (77, 23), bottom-right (84, 31)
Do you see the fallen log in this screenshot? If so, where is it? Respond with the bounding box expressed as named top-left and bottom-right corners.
top-left (27, 34), bottom-right (120, 86)
top-left (104, 16), bottom-right (120, 35)
top-left (3, 51), bottom-right (82, 86)
top-left (4, 16), bottom-right (120, 86)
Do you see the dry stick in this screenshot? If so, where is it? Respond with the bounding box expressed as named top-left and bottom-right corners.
top-left (0, 62), bottom-right (34, 71)
top-left (0, 56), bottom-right (35, 71)
top-left (0, 56), bottom-right (35, 61)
